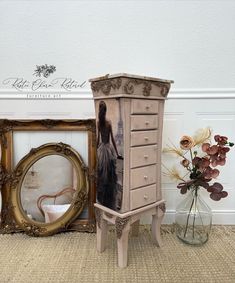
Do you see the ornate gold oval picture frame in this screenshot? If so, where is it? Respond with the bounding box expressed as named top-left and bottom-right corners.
top-left (11, 142), bottom-right (88, 237)
top-left (0, 119), bottom-right (96, 236)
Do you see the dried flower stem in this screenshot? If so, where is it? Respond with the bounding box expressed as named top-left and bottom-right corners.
top-left (184, 193), bottom-right (195, 238)
top-left (183, 187), bottom-right (199, 239)
top-left (192, 189), bottom-right (198, 239)
top-left (189, 149), bottom-right (193, 162)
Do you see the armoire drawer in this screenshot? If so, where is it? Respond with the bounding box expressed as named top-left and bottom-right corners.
top-left (131, 115), bottom-right (158, 131)
top-left (130, 164), bottom-right (156, 189)
top-left (130, 184), bottom-right (157, 210)
top-left (130, 145), bottom-right (157, 168)
top-left (130, 130), bottom-right (158, 147)
top-left (131, 99), bottom-right (159, 114)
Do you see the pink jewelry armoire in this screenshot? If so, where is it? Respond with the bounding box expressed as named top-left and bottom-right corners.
top-left (90, 73), bottom-right (173, 267)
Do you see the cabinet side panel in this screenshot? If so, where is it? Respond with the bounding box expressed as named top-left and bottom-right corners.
top-left (94, 98), bottom-right (125, 212)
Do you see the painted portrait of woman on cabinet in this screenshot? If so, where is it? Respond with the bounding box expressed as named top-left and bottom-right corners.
top-left (96, 100), bottom-right (124, 211)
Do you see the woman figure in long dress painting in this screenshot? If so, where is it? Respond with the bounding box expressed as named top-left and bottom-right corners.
top-left (97, 101), bottom-right (122, 210)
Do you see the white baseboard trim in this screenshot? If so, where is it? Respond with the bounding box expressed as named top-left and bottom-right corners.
top-left (141, 210), bottom-right (235, 225)
top-left (163, 210), bottom-right (235, 225)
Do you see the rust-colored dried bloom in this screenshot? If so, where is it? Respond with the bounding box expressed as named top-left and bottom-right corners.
top-left (207, 182), bottom-right (228, 201)
top-left (181, 159), bottom-right (190, 167)
top-left (192, 157), bottom-right (210, 170)
top-left (202, 143), bottom-right (210, 152)
top-left (205, 145), bottom-right (219, 155)
top-left (203, 167), bottom-right (220, 179)
top-left (180, 136), bottom-right (195, 150)
top-left (203, 143), bottom-right (230, 167)
top-left (210, 155), bottom-right (226, 167)
top-left (214, 135), bottom-right (228, 146)
top-left (218, 146), bottom-right (230, 158)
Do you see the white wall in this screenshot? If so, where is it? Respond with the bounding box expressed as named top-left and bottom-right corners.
top-left (0, 0), bottom-right (235, 224)
top-left (163, 95), bottom-right (235, 225)
top-left (1, 0), bottom-right (235, 89)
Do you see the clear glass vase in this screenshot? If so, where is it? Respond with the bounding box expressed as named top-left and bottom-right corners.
top-left (175, 187), bottom-right (212, 245)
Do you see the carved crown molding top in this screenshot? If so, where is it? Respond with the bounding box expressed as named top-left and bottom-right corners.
top-left (90, 74), bottom-right (173, 98)
top-left (123, 79), bottom-right (170, 97)
top-left (91, 78), bottom-right (122, 95)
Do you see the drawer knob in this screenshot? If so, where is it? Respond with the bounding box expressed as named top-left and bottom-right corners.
top-left (144, 175), bottom-right (148, 179)
top-left (144, 195), bottom-right (148, 200)
top-left (144, 137), bottom-right (149, 141)
top-left (145, 121), bottom-right (149, 125)
top-left (144, 155), bottom-right (148, 159)
top-left (145, 105), bottom-right (150, 110)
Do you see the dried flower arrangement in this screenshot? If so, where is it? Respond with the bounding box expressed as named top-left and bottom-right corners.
top-left (163, 128), bottom-right (234, 201)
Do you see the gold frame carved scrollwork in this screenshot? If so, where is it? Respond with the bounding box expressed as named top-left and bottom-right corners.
top-left (0, 119), bottom-right (96, 236)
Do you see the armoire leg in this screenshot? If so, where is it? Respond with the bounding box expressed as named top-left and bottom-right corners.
top-left (95, 208), bottom-right (108, 252)
top-left (151, 203), bottom-right (165, 247)
top-left (116, 216), bottom-right (131, 268)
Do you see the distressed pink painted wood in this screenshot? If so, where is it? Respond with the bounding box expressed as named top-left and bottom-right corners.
top-left (90, 73), bottom-right (173, 267)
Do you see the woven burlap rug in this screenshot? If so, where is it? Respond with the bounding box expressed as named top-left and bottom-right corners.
top-left (0, 225), bottom-right (235, 283)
